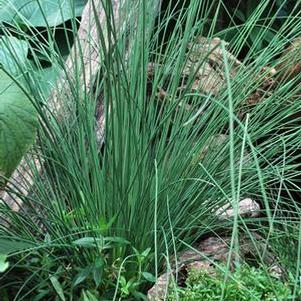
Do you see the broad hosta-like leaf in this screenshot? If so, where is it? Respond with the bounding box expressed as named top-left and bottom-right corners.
top-left (0, 36), bottom-right (60, 99)
top-left (0, 70), bottom-right (37, 178)
top-left (0, 0), bottom-right (87, 27)
top-left (0, 36), bottom-right (28, 75)
top-left (30, 66), bottom-right (61, 99)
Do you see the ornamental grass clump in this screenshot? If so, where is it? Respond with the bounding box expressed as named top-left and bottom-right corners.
top-left (0, 0), bottom-right (301, 299)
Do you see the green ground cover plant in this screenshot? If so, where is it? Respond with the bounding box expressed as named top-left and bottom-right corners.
top-left (0, 0), bottom-right (300, 300)
top-left (168, 264), bottom-right (299, 301)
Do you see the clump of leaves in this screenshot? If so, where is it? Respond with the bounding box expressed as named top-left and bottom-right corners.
top-left (168, 264), bottom-right (298, 301)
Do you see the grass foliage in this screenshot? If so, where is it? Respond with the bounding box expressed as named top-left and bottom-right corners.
top-left (0, 0), bottom-right (301, 300)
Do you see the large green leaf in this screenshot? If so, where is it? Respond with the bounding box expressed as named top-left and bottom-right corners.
top-left (0, 36), bottom-right (28, 74)
top-left (0, 36), bottom-right (60, 99)
top-left (0, 0), bottom-right (87, 27)
top-left (0, 70), bottom-right (37, 178)
top-left (30, 66), bottom-right (61, 99)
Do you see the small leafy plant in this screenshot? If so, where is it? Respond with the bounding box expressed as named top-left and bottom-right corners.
top-left (168, 264), bottom-right (299, 301)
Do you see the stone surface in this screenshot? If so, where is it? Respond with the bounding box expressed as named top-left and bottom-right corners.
top-left (216, 198), bottom-right (261, 219)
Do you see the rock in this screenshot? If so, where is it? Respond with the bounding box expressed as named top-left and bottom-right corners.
top-left (147, 36), bottom-right (244, 102)
top-left (147, 272), bottom-right (171, 301)
top-left (215, 198), bottom-right (261, 219)
top-left (197, 134), bottom-right (228, 161)
top-left (182, 36), bottom-right (242, 95)
top-left (268, 263), bottom-right (284, 279)
top-left (277, 37), bottom-right (301, 83)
